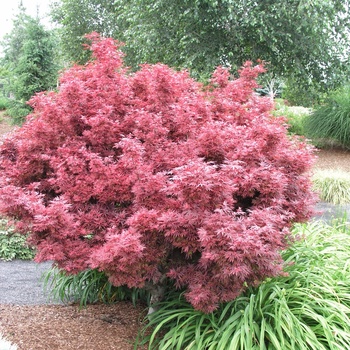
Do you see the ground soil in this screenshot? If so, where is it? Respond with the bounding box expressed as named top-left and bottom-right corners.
top-left (313, 148), bottom-right (350, 173)
top-left (0, 113), bottom-right (349, 350)
top-left (0, 304), bottom-right (148, 350)
top-left (0, 114), bottom-right (18, 137)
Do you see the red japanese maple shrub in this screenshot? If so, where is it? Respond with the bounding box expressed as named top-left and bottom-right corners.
top-left (0, 34), bottom-right (315, 312)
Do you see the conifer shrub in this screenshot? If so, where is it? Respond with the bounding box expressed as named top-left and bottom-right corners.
top-left (0, 96), bottom-right (9, 111)
top-left (5, 100), bottom-right (32, 125)
top-left (0, 33), bottom-right (315, 313)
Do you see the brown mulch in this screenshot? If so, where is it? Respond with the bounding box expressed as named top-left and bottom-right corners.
top-left (0, 113), bottom-right (349, 349)
top-left (0, 113), bottom-right (17, 137)
top-left (0, 303), bottom-right (148, 350)
top-left (313, 148), bottom-right (350, 173)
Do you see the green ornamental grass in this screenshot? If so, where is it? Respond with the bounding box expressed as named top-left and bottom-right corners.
top-left (43, 267), bottom-right (150, 306)
top-left (312, 170), bottom-right (350, 204)
top-left (139, 220), bottom-right (350, 350)
top-left (305, 85), bottom-right (350, 149)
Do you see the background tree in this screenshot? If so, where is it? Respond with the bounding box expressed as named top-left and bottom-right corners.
top-left (51, 0), bottom-right (122, 63)
top-left (12, 19), bottom-right (58, 102)
top-left (1, 3), bottom-right (58, 123)
top-left (51, 0), bottom-right (350, 104)
top-left (1, 3), bottom-right (30, 68)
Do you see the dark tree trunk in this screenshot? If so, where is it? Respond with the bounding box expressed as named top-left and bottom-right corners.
top-left (145, 281), bottom-right (166, 315)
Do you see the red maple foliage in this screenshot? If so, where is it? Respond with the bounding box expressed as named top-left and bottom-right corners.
top-left (0, 34), bottom-right (315, 312)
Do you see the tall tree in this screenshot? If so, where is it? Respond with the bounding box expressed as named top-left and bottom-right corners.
top-left (51, 0), bottom-right (350, 99)
top-left (12, 19), bottom-right (58, 102)
top-left (51, 0), bottom-right (122, 63)
top-left (1, 3), bottom-right (31, 66)
top-left (1, 4), bottom-right (58, 109)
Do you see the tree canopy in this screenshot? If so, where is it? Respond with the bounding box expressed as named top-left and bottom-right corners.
top-left (51, 0), bottom-right (350, 97)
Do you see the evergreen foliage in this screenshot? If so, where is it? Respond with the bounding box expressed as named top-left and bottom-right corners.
top-left (12, 20), bottom-right (57, 102)
top-left (1, 3), bottom-right (58, 123)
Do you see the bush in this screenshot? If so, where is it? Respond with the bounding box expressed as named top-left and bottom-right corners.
top-left (4, 100), bottom-right (32, 125)
top-left (140, 220), bottom-right (350, 349)
top-left (0, 96), bottom-right (10, 111)
top-left (312, 169), bottom-right (350, 204)
top-left (305, 85), bottom-right (350, 149)
top-left (273, 98), bottom-right (312, 136)
top-left (0, 33), bottom-right (315, 313)
top-left (0, 218), bottom-right (35, 261)
top-left (282, 77), bottom-right (328, 108)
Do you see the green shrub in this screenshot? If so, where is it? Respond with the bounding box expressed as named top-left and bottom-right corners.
top-left (282, 77), bottom-right (328, 107)
top-left (0, 96), bottom-right (9, 111)
top-left (4, 100), bottom-right (31, 125)
top-left (139, 220), bottom-right (350, 349)
top-left (0, 218), bottom-right (35, 261)
top-left (43, 267), bottom-right (151, 306)
top-left (273, 99), bottom-right (312, 136)
top-left (312, 170), bottom-right (350, 204)
top-left (305, 85), bottom-right (350, 149)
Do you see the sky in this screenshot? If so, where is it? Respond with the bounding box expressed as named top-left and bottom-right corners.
top-left (0, 0), bottom-right (54, 41)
